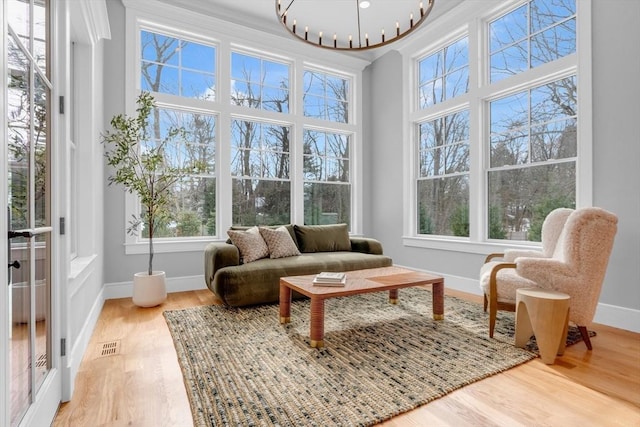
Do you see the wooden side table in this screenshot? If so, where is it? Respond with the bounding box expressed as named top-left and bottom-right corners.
top-left (515, 288), bottom-right (570, 364)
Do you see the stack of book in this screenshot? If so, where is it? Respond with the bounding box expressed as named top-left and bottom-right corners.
top-left (312, 271), bottom-right (347, 286)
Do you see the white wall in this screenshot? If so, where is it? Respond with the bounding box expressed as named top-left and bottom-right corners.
top-left (365, 0), bottom-right (640, 331)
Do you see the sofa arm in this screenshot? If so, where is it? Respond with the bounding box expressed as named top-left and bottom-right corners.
top-left (350, 237), bottom-right (384, 255)
top-left (204, 242), bottom-right (240, 290)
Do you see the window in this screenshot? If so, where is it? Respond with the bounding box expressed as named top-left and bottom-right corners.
top-left (303, 70), bottom-right (349, 123)
top-left (418, 37), bottom-right (468, 108)
top-left (231, 119), bottom-right (291, 225)
top-left (489, 0), bottom-right (576, 82)
top-left (231, 52), bottom-right (289, 112)
top-left (128, 12), bottom-right (363, 251)
top-left (410, 0), bottom-right (582, 245)
top-left (488, 76), bottom-right (576, 240)
top-left (142, 107), bottom-right (217, 237)
top-left (138, 29), bottom-right (218, 239)
top-left (141, 30), bottom-right (216, 100)
top-left (417, 110), bottom-right (470, 236)
top-left (303, 130), bottom-right (351, 225)
top-left (302, 68), bottom-right (353, 226)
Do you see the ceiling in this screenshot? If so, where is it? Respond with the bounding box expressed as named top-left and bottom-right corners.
top-left (156, 0), bottom-right (461, 61)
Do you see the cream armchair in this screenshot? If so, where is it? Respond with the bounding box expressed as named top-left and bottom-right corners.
top-left (480, 207), bottom-right (618, 349)
top-left (482, 208), bottom-right (573, 312)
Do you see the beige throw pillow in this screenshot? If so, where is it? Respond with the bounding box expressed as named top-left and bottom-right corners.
top-left (227, 226), bottom-right (270, 263)
top-left (259, 226), bottom-right (301, 259)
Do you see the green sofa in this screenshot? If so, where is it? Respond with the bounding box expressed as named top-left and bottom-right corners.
top-left (204, 224), bottom-right (393, 307)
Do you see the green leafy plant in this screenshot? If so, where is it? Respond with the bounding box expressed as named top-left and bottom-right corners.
top-left (102, 92), bottom-right (190, 275)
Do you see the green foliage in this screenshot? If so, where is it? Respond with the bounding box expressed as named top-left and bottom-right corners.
top-left (489, 205), bottom-right (506, 239)
top-left (102, 92), bottom-right (192, 274)
top-left (419, 202), bottom-right (433, 234)
top-left (450, 205), bottom-right (469, 237)
top-left (176, 211), bottom-right (201, 236)
top-left (528, 196), bottom-right (575, 242)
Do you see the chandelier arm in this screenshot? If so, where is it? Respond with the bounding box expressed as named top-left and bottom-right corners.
top-left (356, 0), bottom-right (362, 49)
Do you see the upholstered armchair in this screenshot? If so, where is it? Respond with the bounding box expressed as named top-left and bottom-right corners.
top-left (480, 207), bottom-right (618, 349)
top-left (482, 208), bottom-right (573, 312)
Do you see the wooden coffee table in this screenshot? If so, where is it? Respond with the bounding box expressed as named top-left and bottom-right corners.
top-left (279, 266), bottom-right (445, 348)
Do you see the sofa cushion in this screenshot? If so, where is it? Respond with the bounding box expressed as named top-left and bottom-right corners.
top-left (259, 226), bottom-right (301, 259)
top-left (294, 224), bottom-right (351, 253)
top-left (227, 224), bottom-right (298, 249)
top-left (227, 226), bottom-right (269, 263)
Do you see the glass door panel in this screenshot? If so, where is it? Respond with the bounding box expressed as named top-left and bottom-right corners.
top-left (6, 0), bottom-right (53, 425)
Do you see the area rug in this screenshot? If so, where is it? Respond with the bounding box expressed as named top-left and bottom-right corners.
top-left (163, 288), bottom-right (586, 426)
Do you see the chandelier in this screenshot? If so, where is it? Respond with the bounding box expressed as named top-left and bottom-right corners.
top-left (275, 0), bottom-right (435, 51)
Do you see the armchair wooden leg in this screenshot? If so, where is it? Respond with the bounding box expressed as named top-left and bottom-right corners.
top-left (483, 294), bottom-right (488, 312)
top-left (578, 326), bottom-right (593, 350)
top-left (489, 300), bottom-right (497, 338)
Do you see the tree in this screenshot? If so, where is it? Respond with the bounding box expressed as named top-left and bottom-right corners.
top-left (103, 92), bottom-right (192, 275)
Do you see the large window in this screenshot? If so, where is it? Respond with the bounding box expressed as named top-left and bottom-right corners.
top-left (138, 29), bottom-right (218, 238)
top-left (412, 0), bottom-right (581, 244)
top-left (303, 69), bottom-right (352, 225)
top-left (127, 15), bottom-right (362, 250)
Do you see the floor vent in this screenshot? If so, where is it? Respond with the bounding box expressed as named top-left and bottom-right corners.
top-left (98, 340), bottom-right (121, 357)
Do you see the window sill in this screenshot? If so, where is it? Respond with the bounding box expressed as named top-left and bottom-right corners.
top-left (124, 238), bottom-right (224, 255)
top-left (402, 236), bottom-right (541, 255)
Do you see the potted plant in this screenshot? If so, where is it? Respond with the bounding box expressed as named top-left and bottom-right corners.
top-left (102, 91), bottom-right (189, 307)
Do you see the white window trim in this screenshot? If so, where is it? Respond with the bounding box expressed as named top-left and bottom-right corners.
top-left (399, 0), bottom-right (592, 253)
top-left (122, 1), bottom-right (367, 254)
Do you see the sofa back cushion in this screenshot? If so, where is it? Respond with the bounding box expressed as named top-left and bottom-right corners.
top-left (294, 224), bottom-right (351, 253)
top-left (259, 226), bottom-right (301, 259)
top-left (227, 226), bottom-right (270, 263)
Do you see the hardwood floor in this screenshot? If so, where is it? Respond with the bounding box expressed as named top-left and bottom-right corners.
top-left (53, 289), bottom-right (640, 426)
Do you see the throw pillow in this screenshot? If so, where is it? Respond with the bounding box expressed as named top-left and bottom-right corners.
top-left (293, 223), bottom-right (351, 253)
top-left (227, 226), bottom-right (270, 263)
top-left (259, 226), bottom-right (301, 259)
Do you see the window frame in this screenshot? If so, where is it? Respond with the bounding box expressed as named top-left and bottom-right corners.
top-left (401, 0), bottom-right (592, 255)
top-left (122, 5), bottom-right (367, 254)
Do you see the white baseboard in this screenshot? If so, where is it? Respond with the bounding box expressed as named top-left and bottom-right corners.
top-left (104, 274), bottom-right (207, 300)
top-left (104, 270), bottom-right (639, 333)
top-left (394, 264), bottom-right (640, 333)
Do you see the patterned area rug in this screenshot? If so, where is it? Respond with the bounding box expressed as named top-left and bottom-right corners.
top-left (164, 288), bottom-right (587, 426)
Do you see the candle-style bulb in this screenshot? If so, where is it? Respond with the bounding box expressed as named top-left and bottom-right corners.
top-left (293, 19), bottom-right (296, 33)
top-left (396, 21), bottom-right (400, 36)
top-left (381, 28), bottom-right (385, 43)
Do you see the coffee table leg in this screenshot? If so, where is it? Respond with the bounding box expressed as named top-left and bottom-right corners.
top-left (279, 283), bottom-right (291, 324)
top-left (432, 280), bottom-right (444, 320)
top-left (309, 297), bottom-right (325, 348)
top-left (389, 289), bottom-right (398, 304)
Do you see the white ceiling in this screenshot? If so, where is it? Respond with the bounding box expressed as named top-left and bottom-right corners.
top-left (157, 0), bottom-right (462, 61)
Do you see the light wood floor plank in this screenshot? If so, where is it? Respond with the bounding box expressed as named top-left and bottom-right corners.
top-left (54, 289), bottom-right (640, 426)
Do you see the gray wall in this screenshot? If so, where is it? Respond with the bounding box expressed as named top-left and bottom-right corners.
top-left (366, 0), bottom-right (640, 312)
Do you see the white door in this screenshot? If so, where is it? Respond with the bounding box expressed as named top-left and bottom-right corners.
top-left (4, 0), bottom-right (61, 425)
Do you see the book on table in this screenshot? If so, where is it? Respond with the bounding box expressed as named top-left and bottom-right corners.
top-left (313, 272), bottom-right (346, 286)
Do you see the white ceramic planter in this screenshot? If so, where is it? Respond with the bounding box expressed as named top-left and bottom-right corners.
top-left (132, 271), bottom-right (167, 307)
